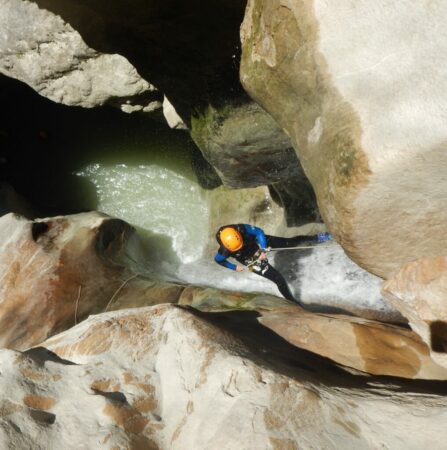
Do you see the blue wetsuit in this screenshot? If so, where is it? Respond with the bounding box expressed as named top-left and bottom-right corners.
top-left (214, 224), bottom-right (328, 305)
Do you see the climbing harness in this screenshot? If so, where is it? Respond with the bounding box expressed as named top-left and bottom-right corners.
top-left (246, 249), bottom-right (269, 273)
top-left (248, 258), bottom-right (269, 274)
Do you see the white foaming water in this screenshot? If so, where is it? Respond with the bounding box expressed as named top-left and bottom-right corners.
top-left (74, 155), bottom-right (399, 321)
top-left (178, 243), bottom-right (402, 322)
top-left (76, 163), bottom-right (209, 263)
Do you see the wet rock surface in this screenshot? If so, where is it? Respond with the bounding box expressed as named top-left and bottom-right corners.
top-left (179, 286), bottom-right (447, 380)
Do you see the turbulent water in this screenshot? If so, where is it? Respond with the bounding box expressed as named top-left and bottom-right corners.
top-left (3, 76), bottom-right (398, 321)
top-left (76, 162), bottom-right (209, 263)
top-left (75, 153), bottom-right (399, 322)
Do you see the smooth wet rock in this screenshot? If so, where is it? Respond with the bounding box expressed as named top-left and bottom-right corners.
top-left (382, 256), bottom-right (447, 369)
top-left (0, 304), bottom-right (439, 449)
top-left (259, 307), bottom-right (447, 380)
top-left (269, 177), bottom-right (320, 226)
top-left (240, 0), bottom-right (447, 278)
top-left (179, 287), bottom-right (445, 380)
top-left (0, 0), bottom-right (157, 109)
top-left (0, 212), bottom-right (180, 350)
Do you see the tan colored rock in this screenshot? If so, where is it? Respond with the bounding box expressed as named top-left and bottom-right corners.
top-left (259, 307), bottom-right (447, 380)
top-left (0, 304), bottom-right (437, 449)
top-left (382, 256), bottom-right (447, 368)
top-left (180, 287), bottom-right (446, 380)
top-left (240, 0), bottom-right (447, 278)
top-left (0, 212), bottom-right (181, 350)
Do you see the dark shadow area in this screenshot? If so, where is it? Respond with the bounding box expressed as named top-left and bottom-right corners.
top-left (180, 306), bottom-right (447, 396)
top-left (270, 169), bottom-right (321, 226)
top-left (29, 409), bottom-right (56, 425)
top-left (91, 388), bottom-right (127, 403)
top-left (431, 321), bottom-right (447, 353)
top-left (31, 0), bottom-right (248, 121)
top-left (24, 347), bottom-right (77, 366)
top-left (0, 74), bottom-right (208, 218)
top-left (31, 221), bottom-right (50, 242)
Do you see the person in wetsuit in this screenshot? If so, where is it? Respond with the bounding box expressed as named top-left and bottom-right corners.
top-left (214, 224), bottom-right (332, 306)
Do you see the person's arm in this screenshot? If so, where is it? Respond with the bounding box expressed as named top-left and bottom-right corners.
top-left (214, 251), bottom-right (237, 271)
top-left (243, 224), bottom-right (267, 250)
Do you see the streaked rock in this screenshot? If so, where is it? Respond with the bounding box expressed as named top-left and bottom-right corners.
top-left (0, 212), bottom-right (179, 349)
top-left (259, 307), bottom-right (447, 380)
top-left (179, 287), bottom-right (447, 380)
top-left (0, 304), bottom-right (439, 449)
top-left (240, 0), bottom-right (447, 278)
top-left (382, 256), bottom-right (447, 369)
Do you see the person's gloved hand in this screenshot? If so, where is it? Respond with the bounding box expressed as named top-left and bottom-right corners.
top-left (236, 266), bottom-right (244, 272)
top-left (317, 232), bottom-right (333, 243)
top-left (259, 251), bottom-right (267, 260)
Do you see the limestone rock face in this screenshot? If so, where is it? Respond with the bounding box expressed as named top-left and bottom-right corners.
top-left (10, 0), bottom-right (247, 123)
top-left (259, 307), bottom-right (447, 380)
top-left (382, 256), bottom-right (447, 369)
top-left (179, 287), bottom-right (447, 380)
top-left (0, 0), bottom-right (157, 109)
top-left (0, 212), bottom-right (175, 350)
top-left (0, 305), bottom-right (442, 449)
top-left (240, 0), bottom-right (447, 278)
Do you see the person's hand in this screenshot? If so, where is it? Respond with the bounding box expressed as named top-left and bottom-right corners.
top-left (259, 251), bottom-right (267, 260)
top-left (236, 266), bottom-right (244, 272)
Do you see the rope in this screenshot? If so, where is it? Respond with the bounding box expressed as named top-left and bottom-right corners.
top-left (266, 243), bottom-right (336, 252)
top-left (74, 284), bottom-right (82, 325)
top-left (105, 274), bottom-right (139, 312)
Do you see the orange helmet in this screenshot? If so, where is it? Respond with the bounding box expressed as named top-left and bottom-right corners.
top-left (220, 227), bottom-right (243, 252)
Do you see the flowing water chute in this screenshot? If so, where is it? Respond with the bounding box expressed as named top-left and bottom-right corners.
top-left (75, 158), bottom-right (399, 321)
top-left (76, 162), bottom-right (209, 265)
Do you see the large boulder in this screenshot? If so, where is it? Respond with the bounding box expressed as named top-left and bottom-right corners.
top-left (191, 101), bottom-right (305, 188)
top-left (240, 0), bottom-right (447, 278)
top-left (0, 212), bottom-right (181, 349)
top-left (0, 0), bottom-right (158, 109)
top-left (179, 287), bottom-right (447, 380)
top-left (382, 256), bottom-right (447, 369)
top-left (190, 100), bottom-right (319, 218)
top-left (0, 0), bottom-right (245, 120)
top-left (0, 304), bottom-right (445, 449)
top-left (259, 307), bottom-right (447, 380)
